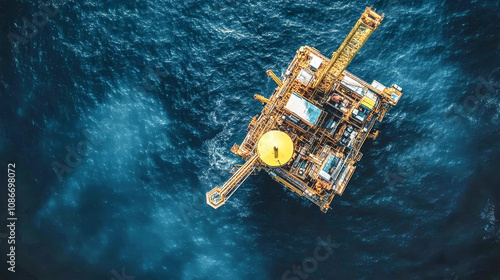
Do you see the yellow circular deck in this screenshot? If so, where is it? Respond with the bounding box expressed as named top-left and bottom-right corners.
top-left (257, 130), bottom-right (294, 167)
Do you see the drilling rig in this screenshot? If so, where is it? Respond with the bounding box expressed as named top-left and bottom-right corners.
top-left (206, 7), bottom-right (403, 213)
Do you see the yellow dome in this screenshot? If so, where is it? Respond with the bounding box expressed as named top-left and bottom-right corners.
top-left (257, 130), bottom-right (294, 167)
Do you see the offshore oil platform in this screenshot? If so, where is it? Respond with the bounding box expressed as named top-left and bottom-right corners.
top-left (206, 7), bottom-right (403, 213)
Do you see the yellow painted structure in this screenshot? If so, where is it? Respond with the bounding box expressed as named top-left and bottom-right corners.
top-left (257, 131), bottom-right (294, 167)
top-left (206, 7), bottom-right (403, 212)
top-left (361, 96), bottom-right (376, 110)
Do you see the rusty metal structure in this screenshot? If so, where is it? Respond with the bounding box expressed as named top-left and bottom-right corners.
top-left (206, 7), bottom-right (403, 213)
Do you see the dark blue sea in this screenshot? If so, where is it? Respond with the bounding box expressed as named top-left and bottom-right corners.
top-left (0, 0), bottom-right (499, 279)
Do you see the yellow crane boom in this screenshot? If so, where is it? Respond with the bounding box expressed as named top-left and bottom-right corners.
top-left (314, 7), bottom-right (384, 91)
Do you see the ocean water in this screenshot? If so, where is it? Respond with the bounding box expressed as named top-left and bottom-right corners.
top-left (0, 0), bottom-right (499, 279)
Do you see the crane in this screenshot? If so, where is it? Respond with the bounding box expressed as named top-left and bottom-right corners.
top-left (313, 7), bottom-right (384, 92)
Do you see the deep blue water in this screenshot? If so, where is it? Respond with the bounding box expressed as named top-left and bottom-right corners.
top-left (0, 0), bottom-right (499, 279)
